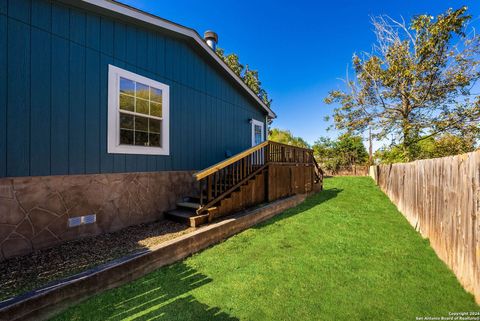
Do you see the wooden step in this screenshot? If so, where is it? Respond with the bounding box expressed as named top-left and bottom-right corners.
top-left (165, 207), bottom-right (217, 227)
top-left (176, 202), bottom-right (200, 210)
top-left (183, 195), bottom-right (205, 203)
top-left (165, 209), bottom-right (209, 227)
top-left (165, 208), bottom-right (195, 222)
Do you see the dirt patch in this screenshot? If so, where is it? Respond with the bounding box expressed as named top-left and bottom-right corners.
top-left (0, 220), bottom-right (194, 301)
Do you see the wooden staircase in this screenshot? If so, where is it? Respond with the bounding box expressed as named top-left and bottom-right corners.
top-left (165, 197), bottom-right (210, 227)
top-left (165, 141), bottom-right (323, 227)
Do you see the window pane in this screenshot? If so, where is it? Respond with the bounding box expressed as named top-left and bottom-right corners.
top-left (150, 87), bottom-right (162, 103)
top-left (134, 116), bottom-right (149, 132)
top-left (150, 102), bottom-right (162, 117)
top-left (120, 129), bottom-right (134, 145)
top-left (136, 98), bottom-right (149, 115)
top-left (254, 125), bottom-right (262, 145)
top-left (120, 78), bottom-right (135, 95)
top-left (120, 94), bottom-right (134, 111)
top-left (149, 133), bottom-right (161, 147)
top-left (120, 113), bottom-right (134, 130)
top-left (136, 82), bottom-right (149, 99)
top-left (134, 131), bottom-right (148, 146)
top-left (149, 119), bottom-right (161, 134)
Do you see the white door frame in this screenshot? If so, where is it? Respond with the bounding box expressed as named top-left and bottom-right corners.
top-left (251, 119), bottom-right (265, 147)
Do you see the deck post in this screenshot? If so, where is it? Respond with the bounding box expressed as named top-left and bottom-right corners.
top-left (207, 176), bottom-right (212, 202)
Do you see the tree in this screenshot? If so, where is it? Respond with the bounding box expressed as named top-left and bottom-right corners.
top-left (259, 88), bottom-right (273, 107)
top-left (312, 137), bottom-right (341, 172)
top-left (243, 64), bottom-right (261, 95)
top-left (374, 145), bottom-right (408, 164)
top-left (216, 48), bottom-right (243, 77)
top-left (325, 7), bottom-right (480, 161)
top-left (375, 133), bottom-right (477, 163)
top-left (313, 134), bottom-right (368, 172)
top-left (420, 133), bottom-right (476, 158)
top-left (216, 47), bottom-right (272, 108)
top-left (335, 134), bottom-right (369, 167)
top-left (268, 128), bottom-right (310, 148)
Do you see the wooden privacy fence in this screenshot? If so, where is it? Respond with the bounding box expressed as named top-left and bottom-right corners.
top-left (322, 165), bottom-right (369, 177)
top-left (370, 150), bottom-right (480, 304)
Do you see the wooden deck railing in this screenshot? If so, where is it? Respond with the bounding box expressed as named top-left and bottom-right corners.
top-left (194, 141), bottom-right (323, 217)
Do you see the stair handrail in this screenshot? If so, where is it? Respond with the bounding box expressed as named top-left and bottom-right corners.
top-left (194, 141), bottom-right (269, 180)
top-left (312, 156), bottom-right (324, 183)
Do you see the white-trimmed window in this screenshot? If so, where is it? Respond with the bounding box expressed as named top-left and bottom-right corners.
top-left (108, 65), bottom-right (170, 155)
top-left (251, 119), bottom-right (265, 147)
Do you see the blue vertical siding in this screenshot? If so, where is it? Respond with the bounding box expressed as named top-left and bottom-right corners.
top-left (8, 0), bottom-right (30, 23)
top-left (68, 42), bottom-right (86, 174)
top-left (113, 22), bottom-right (126, 62)
top-left (0, 14), bottom-right (6, 177)
top-left (1, 0), bottom-right (268, 178)
top-left (70, 9), bottom-right (85, 45)
top-left (85, 48), bottom-right (101, 174)
top-left (50, 35), bottom-right (69, 175)
top-left (31, 0), bottom-right (50, 30)
top-left (112, 58), bottom-right (126, 173)
top-left (7, 18), bottom-right (30, 177)
top-left (51, 2), bottom-right (68, 38)
top-left (99, 53), bottom-right (114, 173)
top-left (86, 14), bottom-right (100, 50)
top-left (100, 17), bottom-right (114, 57)
top-left (0, 0), bottom-right (6, 15)
top-left (30, 28), bottom-right (51, 176)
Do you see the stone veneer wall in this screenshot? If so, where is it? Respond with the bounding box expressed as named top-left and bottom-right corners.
top-left (0, 171), bottom-right (198, 261)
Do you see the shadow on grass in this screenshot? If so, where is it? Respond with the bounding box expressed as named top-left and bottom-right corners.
top-left (129, 294), bottom-right (239, 321)
top-left (252, 187), bottom-right (343, 230)
top-left (54, 262), bottom-right (238, 321)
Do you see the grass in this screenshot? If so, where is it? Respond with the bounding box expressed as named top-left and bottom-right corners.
top-left (51, 177), bottom-right (479, 321)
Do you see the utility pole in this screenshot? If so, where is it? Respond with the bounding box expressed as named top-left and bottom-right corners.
top-left (368, 127), bottom-right (373, 166)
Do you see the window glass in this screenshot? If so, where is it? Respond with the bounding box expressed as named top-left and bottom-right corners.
top-left (118, 79), bottom-right (164, 147)
top-left (149, 119), bottom-right (161, 134)
top-left (136, 98), bottom-right (149, 115)
top-left (150, 102), bottom-right (162, 117)
top-left (120, 94), bottom-right (134, 112)
top-left (109, 65), bottom-right (169, 155)
top-left (255, 124), bottom-right (263, 145)
top-left (135, 131), bottom-right (148, 146)
top-left (149, 133), bottom-right (161, 147)
top-left (120, 78), bottom-right (135, 95)
top-left (120, 129), bottom-right (133, 145)
top-left (120, 114), bottom-right (133, 130)
top-left (150, 87), bottom-right (162, 103)
top-left (136, 82), bottom-right (149, 99)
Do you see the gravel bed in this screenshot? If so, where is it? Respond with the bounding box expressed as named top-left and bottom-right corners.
top-left (0, 220), bottom-right (194, 302)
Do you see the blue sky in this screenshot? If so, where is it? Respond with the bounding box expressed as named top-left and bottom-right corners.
top-left (118, 0), bottom-right (480, 149)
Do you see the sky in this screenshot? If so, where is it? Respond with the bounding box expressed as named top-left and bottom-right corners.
top-left (118, 0), bottom-right (480, 150)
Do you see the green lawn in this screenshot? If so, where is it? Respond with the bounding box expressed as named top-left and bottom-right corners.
top-left (52, 177), bottom-right (479, 321)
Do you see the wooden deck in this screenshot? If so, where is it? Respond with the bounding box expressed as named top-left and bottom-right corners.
top-left (166, 141), bottom-right (323, 226)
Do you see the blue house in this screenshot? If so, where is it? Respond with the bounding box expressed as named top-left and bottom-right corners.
top-left (0, 0), bottom-right (320, 261)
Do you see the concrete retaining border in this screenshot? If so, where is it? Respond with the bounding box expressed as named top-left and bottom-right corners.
top-left (0, 193), bottom-right (311, 321)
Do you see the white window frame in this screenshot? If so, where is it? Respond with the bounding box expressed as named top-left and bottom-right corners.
top-left (108, 65), bottom-right (170, 155)
top-left (251, 119), bottom-right (265, 147)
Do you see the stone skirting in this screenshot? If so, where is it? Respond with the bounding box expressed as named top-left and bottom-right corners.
top-left (0, 171), bottom-right (198, 261)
